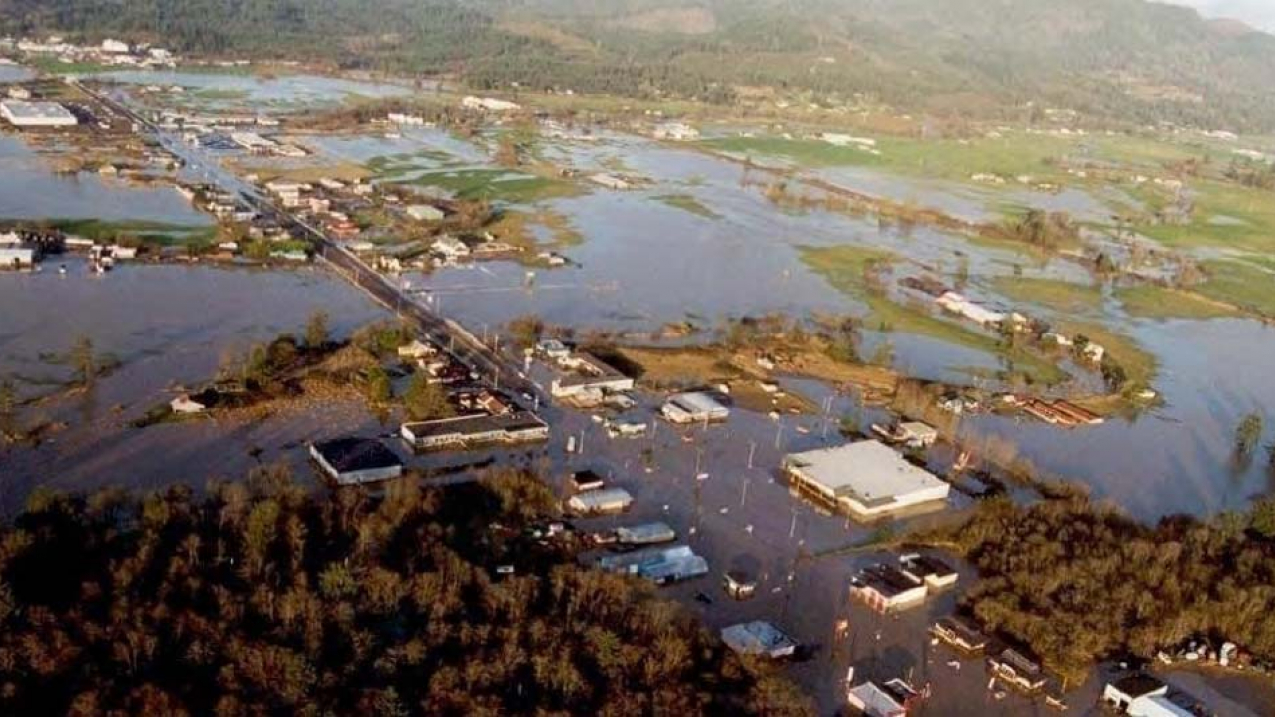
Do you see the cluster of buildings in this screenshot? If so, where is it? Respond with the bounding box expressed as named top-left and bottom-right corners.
top-left (395, 337), bottom-right (548, 453)
top-left (2, 35), bottom-right (178, 69)
top-left (848, 554), bottom-right (958, 613)
top-left (545, 343), bottom-right (636, 407)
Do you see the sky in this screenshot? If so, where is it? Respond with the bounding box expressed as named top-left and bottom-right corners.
top-left (1160, 0), bottom-right (1275, 32)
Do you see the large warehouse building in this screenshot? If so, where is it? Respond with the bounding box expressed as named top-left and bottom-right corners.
top-left (784, 440), bottom-right (950, 519)
top-left (1, 100), bottom-right (79, 128)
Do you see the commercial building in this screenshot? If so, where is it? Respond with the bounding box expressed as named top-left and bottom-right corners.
top-left (720, 621), bottom-right (797, 659)
top-left (400, 412), bottom-right (549, 451)
top-left (567, 487), bottom-right (633, 515)
top-left (597, 545), bottom-right (708, 585)
top-left (309, 438), bottom-right (404, 485)
top-left (660, 391), bottom-right (730, 424)
top-left (784, 440), bottom-right (949, 519)
top-left (1, 100), bottom-right (78, 128)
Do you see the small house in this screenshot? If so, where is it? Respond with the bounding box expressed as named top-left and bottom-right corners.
top-left (567, 487), bottom-right (633, 515)
top-left (723, 570), bottom-right (757, 600)
top-left (170, 394), bottom-right (207, 414)
top-left (721, 621), bottom-right (797, 659)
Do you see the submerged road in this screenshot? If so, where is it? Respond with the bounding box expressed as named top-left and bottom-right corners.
top-left (74, 79), bottom-right (542, 404)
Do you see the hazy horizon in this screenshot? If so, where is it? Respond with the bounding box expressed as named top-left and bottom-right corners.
top-left (1161, 0), bottom-right (1275, 32)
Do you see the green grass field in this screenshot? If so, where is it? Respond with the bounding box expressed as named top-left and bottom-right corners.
top-left (1055, 320), bottom-right (1157, 388)
top-left (15, 218), bottom-right (216, 246)
top-left (404, 168), bottom-right (582, 203)
top-left (1115, 285), bottom-right (1242, 321)
top-left (1196, 260), bottom-right (1275, 318)
top-left (990, 276), bottom-right (1103, 314)
top-left (1137, 180), bottom-right (1275, 254)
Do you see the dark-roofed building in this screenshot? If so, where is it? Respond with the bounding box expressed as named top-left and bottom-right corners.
top-left (850, 564), bottom-right (928, 612)
top-left (310, 438), bottom-right (404, 485)
top-left (400, 412), bottom-right (549, 451)
top-left (988, 646), bottom-right (1047, 692)
top-left (1105, 674), bottom-right (1168, 711)
top-left (931, 616), bottom-right (989, 653)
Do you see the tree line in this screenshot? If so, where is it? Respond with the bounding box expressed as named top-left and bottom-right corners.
top-left (929, 494), bottom-right (1275, 684)
top-left (0, 467), bottom-right (811, 715)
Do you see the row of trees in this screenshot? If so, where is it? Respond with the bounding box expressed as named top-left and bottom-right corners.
top-left (0, 468), bottom-right (811, 715)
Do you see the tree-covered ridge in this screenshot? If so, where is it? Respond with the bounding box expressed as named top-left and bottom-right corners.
top-left (0, 469), bottom-right (810, 715)
top-left (939, 496), bottom-right (1275, 683)
top-left (6, 0), bottom-right (1275, 129)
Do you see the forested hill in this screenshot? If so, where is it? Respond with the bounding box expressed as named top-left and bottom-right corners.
top-left (4, 0), bottom-right (1275, 131)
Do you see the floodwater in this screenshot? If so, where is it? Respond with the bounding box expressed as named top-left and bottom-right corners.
top-left (361, 128), bottom-right (1275, 521)
top-left (0, 135), bottom-right (212, 225)
top-left (0, 64), bottom-right (33, 83)
top-left (86, 69), bottom-right (417, 113)
top-left (0, 70), bottom-right (1271, 716)
top-left (0, 258), bottom-right (385, 506)
top-left (964, 318), bottom-right (1275, 518)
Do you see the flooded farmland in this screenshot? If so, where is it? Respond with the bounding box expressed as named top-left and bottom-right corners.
top-left (0, 135), bottom-right (212, 225)
top-left (84, 68), bottom-right (417, 113)
top-left (0, 257), bottom-right (385, 509)
top-left (2, 68), bottom-right (1274, 716)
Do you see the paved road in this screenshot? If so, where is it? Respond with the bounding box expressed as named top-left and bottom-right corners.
top-left (75, 79), bottom-right (542, 405)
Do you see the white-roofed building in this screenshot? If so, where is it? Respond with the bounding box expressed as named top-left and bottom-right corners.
top-left (784, 440), bottom-right (949, 519)
top-left (1, 100), bottom-right (78, 128)
top-left (660, 391), bottom-right (730, 424)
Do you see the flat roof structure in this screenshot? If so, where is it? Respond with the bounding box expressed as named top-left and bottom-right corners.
top-left (567, 487), bottom-right (633, 515)
top-left (597, 545), bottom-right (708, 585)
top-left (721, 621), bottom-right (798, 659)
top-left (401, 411), bottom-right (548, 450)
top-left (785, 440), bottom-right (949, 519)
top-left (615, 522), bottom-right (676, 545)
top-left (661, 391), bottom-right (730, 424)
top-left (310, 438), bottom-right (403, 485)
top-left (1, 100), bottom-right (78, 127)
top-left (932, 616), bottom-right (989, 653)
